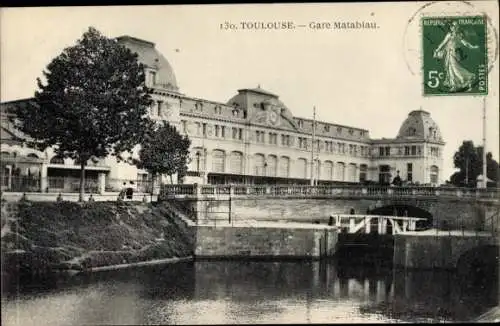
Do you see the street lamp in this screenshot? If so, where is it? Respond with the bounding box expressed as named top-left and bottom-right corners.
top-left (465, 156), bottom-right (469, 187)
top-left (195, 151), bottom-right (201, 174)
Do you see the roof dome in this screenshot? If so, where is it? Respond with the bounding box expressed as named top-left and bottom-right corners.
top-left (396, 110), bottom-right (444, 142)
top-left (116, 36), bottom-right (179, 92)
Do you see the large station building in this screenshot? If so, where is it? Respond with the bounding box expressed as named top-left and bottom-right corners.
top-left (0, 35), bottom-right (445, 193)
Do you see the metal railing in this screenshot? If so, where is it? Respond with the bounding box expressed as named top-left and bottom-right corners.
top-left (1, 176), bottom-right (99, 193)
top-left (1, 176), bottom-right (41, 192)
top-left (160, 183), bottom-right (499, 200)
top-left (1, 176), bottom-right (158, 194)
top-left (105, 178), bottom-right (157, 193)
top-left (484, 208), bottom-right (500, 236)
top-left (47, 176), bottom-right (99, 193)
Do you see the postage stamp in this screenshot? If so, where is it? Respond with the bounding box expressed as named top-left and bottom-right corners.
top-left (422, 15), bottom-right (488, 96)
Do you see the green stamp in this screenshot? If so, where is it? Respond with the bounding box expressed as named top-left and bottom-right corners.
top-left (422, 15), bottom-right (488, 96)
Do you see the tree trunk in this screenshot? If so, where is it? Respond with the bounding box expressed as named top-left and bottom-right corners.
top-left (150, 173), bottom-right (155, 203)
top-left (79, 161), bottom-right (86, 202)
top-left (170, 174), bottom-right (173, 184)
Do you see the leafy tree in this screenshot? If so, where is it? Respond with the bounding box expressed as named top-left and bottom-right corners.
top-left (135, 122), bottom-right (191, 197)
top-left (9, 27), bottom-right (153, 201)
top-left (450, 140), bottom-right (499, 187)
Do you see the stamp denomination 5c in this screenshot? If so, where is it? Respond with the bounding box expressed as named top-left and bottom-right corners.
top-left (422, 15), bottom-right (488, 96)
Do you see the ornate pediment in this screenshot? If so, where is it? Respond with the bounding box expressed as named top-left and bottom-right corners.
top-left (254, 111), bottom-right (268, 125)
top-left (249, 108), bottom-right (298, 132)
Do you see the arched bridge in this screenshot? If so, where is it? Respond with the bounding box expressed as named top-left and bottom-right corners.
top-left (161, 184), bottom-right (499, 270)
top-left (161, 184), bottom-right (499, 232)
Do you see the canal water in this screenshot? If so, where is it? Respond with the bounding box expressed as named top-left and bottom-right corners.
top-left (2, 260), bottom-right (498, 325)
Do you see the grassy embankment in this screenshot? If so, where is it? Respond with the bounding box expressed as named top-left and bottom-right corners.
top-left (1, 200), bottom-right (194, 276)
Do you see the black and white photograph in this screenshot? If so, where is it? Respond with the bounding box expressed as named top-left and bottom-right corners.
top-left (1, 1), bottom-right (499, 324)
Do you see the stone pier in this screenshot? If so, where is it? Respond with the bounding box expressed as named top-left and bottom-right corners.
top-left (393, 230), bottom-right (498, 269)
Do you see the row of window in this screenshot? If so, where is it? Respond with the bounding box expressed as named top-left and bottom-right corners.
top-left (191, 100), bottom-right (366, 139)
top-left (1, 152), bottom-right (40, 159)
top-left (221, 125), bottom-right (244, 140)
top-left (379, 145), bottom-right (443, 157)
top-left (380, 163), bottom-right (438, 184)
top-left (377, 145), bottom-right (429, 157)
top-left (150, 99), bottom-right (243, 120)
top-left (429, 146), bottom-right (441, 157)
top-left (2, 152), bottom-right (101, 166)
top-left (190, 149), bottom-right (367, 181)
top-left (194, 101), bottom-right (243, 118)
top-left (406, 126), bottom-right (439, 140)
top-left (192, 148), bottom-right (440, 184)
top-left (49, 156), bottom-right (101, 165)
top-left (280, 135), bottom-right (370, 157)
top-left (181, 121), bottom-right (443, 160)
top-left (295, 120), bottom-right (367, 138)
top-left (182, 121), bottom-right (370, 155)
top-left (150, 100), bottom-right (165, 117)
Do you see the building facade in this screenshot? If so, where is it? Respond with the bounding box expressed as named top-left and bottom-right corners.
top-left (0, 35), bottom-right (445, 193)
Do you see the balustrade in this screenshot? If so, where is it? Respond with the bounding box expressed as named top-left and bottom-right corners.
top-left (159, 184), bottom-right (499, 200)
top-left (200, 185), bottom-right (215, 195)
top-left (162, 184), bottom-right (195, 196)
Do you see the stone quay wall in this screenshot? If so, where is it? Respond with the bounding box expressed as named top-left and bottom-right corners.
top-left (194, 223), bottom-right (338, 259)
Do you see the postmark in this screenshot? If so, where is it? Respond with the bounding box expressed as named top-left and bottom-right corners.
top-left (422, 15), bottom-right (488, 96)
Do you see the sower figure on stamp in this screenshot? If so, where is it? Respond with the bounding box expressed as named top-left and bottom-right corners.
top-left (433, 21), bottom-right (479, 92)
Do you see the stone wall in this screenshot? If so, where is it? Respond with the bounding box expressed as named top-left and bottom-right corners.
top-left (393, 233), bottom-right (497, 269)
top-left (194, 224), bottom-right (337, 259)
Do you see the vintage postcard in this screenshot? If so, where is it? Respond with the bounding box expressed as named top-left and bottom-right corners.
top-left (1, 1), bottom-right (499, 325)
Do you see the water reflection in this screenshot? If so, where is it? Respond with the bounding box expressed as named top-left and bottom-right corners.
top-left (2, 260), bottom-right (497, 325)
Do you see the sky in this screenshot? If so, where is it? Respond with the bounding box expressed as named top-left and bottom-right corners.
top-left (1, 1), bottom-right (499, 181)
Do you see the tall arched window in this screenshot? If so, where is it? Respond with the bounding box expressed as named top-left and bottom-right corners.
top-left (379, 165), bottom-right (391, 184)
top-left (229, 151), bottom-right (243, 174)
top-left (279, 156), bottom-right (290, 178)
top-left (297, 158), bottom-right (307, 179)
top-left (348, 163), bottom-right (357, 182)
top-left (192, 147), bottom-right (206, 172)
top-left (359, 164), bottom-right (368, 182)
top-left (212, 150), bottom-right (225, 173)
top-left (335, 162), bottom-right (345, 181)
top-left (323, 161), bottom-right (333, 180)
top-left (267, 155), bottom-right (277, 177)
top-left (315, 160), bottom-right (321, 180)
top-left (27, 153), bottom-right (39, 159)
top-left (254, 153), bottom-right (265, 176)
top-left (430, 165), bottom-right (439, 184)
top-left (50, 156), bottom-right (64, 164)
